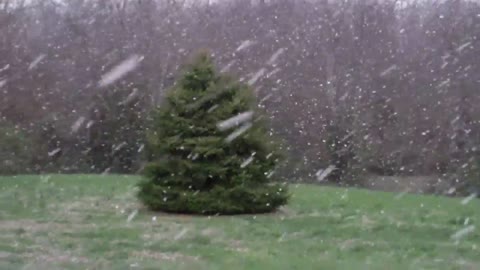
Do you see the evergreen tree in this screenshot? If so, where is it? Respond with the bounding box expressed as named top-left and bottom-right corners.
top-left (137, 52), bottom-right (289, 214)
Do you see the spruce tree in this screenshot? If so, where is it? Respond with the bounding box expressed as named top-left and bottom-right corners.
top-left (137, 52), bottom-right (289, 214)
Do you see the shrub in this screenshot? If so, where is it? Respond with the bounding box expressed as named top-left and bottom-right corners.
top-left (86, 85), bottom-right (146, 173)
top-left (458, 154), bottom-right (480, 195)
top-left (0, 123), bottom-right (35, 175)
top-left (137, 52), bottom-right (289, 214)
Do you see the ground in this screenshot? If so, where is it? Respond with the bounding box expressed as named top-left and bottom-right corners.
top-left (0, 175), bottom-right (479, 270)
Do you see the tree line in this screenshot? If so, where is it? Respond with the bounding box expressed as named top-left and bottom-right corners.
top-left (1, 0), bottom-right (479, 194)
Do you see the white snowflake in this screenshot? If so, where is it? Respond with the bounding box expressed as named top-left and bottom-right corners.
top-left (71, 116), bottom-right (86, 133)
top-left (225, 123), bottom-right (252, 143)
top-left (248, 68), bottom-right (266, 86)
top-left (217, 111), bottom-right (254, 131)
top-left (451, 225), bottom-right (475, 241)
top-left (461, 193), bottom-right (477, 205)
top-left (315, 165), bottom-right (336, 182)
top-left (48, 148), bottom-right (61, 157)
top-left (240, 152), bottom-right (256, 168)
top-left (235, 40), bottom-right (256, 52)
top-left (267, 48), bottom-right (286, 66)
top-left (127, 209), bottom-right (138, 223)
top-left (98, 54), bottom-right (144, 87)
top-left (28, 54), bottom-right (46, 70)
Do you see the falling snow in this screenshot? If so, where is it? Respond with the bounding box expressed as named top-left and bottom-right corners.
top-left (220, 60), bottom-right (236, 73)
top-left (315, 165), bottom-right (336, 182)
top-left (267, 48), bottom-right (286, 66)
top-left (86, 120), bottom-right (95, 129)
top-left (456, 42), bottom-right (471, 53)
top-left (113, 142), bottom-right (127, 153)
top-left (28, 54), bottom-right (46, 70)
top-left (461, 193), bottom-right (477, 205)
top-left (1, 1), bottom-right (480, 266)
top-left (217, 111), bottom-right (254, 131)
top-left (71, 117), bottom-right (86, 133)
top-left (0, 64), bottom-right (9, 73)
top-left (98, 54), bottom-right (144, 87)
top-left (48, 148), bottom-right (61, 157)
top-left (225, 122), bottom-right (252, 143)
top-left (102, 167), bottom-right (112, 175)
top-left (394, 190), bottom-right (408, 200)
top-left (451, 225), bottom-right (475, 241)
top-left (119, 88), bottom-right (139, 105)
top-left (174, 228), bottom-right (189, 240)
top-left (266, 68), bottom-right (281, 78)
top-left (437, 79), bottom-right (450, 88)
top-left (240, 152), bottom-right (256, 168)
top-left (126, 209), bottom-right (138, 223)
top-left (207, 104), bottom-right (219, 113)
top-left (380, 65), bottom-right (397, 77)
top-left (236, 40), bottom-right (256, 52)
top-left (247, 68), bottom-right (266, 86)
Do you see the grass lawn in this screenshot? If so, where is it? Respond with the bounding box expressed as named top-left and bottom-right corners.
top-left (0, 175), bottom-right (479, 270)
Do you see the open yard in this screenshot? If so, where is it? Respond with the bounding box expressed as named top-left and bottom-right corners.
top-left (0, 175), bottom-right (479, 269)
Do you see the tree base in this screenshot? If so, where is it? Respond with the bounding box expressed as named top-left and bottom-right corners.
top-left (138, 181), bottom-right (289, 215)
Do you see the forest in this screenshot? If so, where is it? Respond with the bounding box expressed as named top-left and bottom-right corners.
top-left (1, 0), bottom-right (480, 195)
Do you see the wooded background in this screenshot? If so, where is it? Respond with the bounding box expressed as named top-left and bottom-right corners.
top-left (1, 0), bottom-right (479, 193)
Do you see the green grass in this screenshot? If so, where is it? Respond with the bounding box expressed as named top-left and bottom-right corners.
top-left (0, 175), bottom-right (479, 270)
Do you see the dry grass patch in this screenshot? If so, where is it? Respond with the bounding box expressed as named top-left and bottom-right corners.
top-left (131, 250), bottom-right (199, 261)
